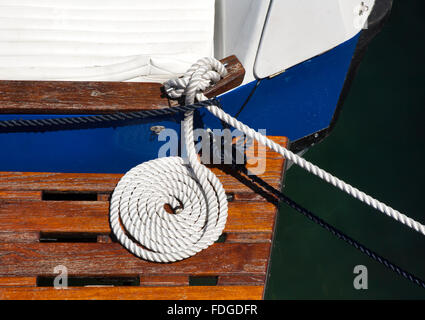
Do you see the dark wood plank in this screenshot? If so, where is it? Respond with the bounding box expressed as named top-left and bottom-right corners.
top-left (0, 285), bottom-right (263, 300)
top-left (0, 243), bottom-right (269, 277)
top-left (0, 81), bottom-right (171, 114)
top-left (205, 56), bottom-right (245, 98)
top-left (0, 56), bottom-right (244, 114)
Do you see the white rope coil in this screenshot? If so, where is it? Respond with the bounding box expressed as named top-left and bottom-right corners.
top-left (111, 57), bottom-right (425, 264)
top-left (110, 58), bottom-right (228, 263)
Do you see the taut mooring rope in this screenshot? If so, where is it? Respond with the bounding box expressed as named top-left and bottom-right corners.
top-left (109, 57), bottom-right (425, 264)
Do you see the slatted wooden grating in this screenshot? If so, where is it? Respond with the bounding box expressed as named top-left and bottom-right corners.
top-left (0, 136), bottom-right (287, 300)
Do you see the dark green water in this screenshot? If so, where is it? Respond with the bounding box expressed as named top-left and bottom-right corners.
top-left (266, 0), bottom-right (425, 299)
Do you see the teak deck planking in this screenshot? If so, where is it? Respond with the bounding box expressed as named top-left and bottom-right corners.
top-left (0, 136), bottom-right (288, 300)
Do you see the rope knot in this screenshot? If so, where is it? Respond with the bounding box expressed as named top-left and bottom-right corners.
top-left (164, 57), bottom-right (227, 105)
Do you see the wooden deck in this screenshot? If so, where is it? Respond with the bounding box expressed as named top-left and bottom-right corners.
top-left (0, 136), bottom-right (288, 300)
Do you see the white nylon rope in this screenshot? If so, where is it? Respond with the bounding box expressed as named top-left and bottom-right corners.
top-left (110, 57), bottom-right (425, 263)
top-left (110, 58), bottom-right (228, 263)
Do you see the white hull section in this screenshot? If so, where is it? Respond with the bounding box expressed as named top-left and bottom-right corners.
top-left (254, 0), bottom-right (375, 78)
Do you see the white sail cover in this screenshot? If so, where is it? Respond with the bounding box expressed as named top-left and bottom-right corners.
top-left (0, 0), bottom-right (215, 82)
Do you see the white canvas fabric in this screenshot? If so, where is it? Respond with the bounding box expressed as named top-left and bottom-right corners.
top-left (0, 0), bottom-right (215, 82)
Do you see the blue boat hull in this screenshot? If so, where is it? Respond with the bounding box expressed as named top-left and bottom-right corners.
top-left (0, 35), bottom-right (359, 173)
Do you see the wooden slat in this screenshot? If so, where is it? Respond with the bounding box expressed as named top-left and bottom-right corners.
top-left (0, 168), bottom-right (283, 197)
top-left (0, 277), bottom-right (36, 287)
top-left (218, 275), bottom-right (265, 286)
top-left (225, 233), bottom-right (272, 244)
top-left (0, 231), bottom-right (39, 243)
top-left (0, 285), bottom-right (263, 300)
top-left (0, 201), bottom-right (108, 233)
top-left (0, 163), bottom-right (283, 193)
top-left (140, 275), bottom-right (189, 287)
top-left (0, 243), bottom-right (269, 277)
top-left (0, 136), bottom-right (287, 203)
top-left (0, 172), bottom-right (122, 192)
top-left (0, 81), bottom-right (172, 114)
top-left (0, 56), bottom-right (244, 114)
top-left (0, 190), bottom-right (41, 200)
top-left (234, 193), bottom-right (272, 202)
top-left (0, 200), bottom-right (276, 234)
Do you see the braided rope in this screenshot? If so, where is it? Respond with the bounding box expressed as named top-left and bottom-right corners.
top-left (0, 101), bottom-right (217, 133)
top-left (164, 57), bottom-right (425, 238)
top-left (109, 58), bottom-right (228, 263)
top-left (205, 104), bottom-right (425, 236)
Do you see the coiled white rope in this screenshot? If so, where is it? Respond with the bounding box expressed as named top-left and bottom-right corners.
top-left (110, 58), bottom-right (228, 263)
top-left (110, 57), bottom-right (425, 263)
